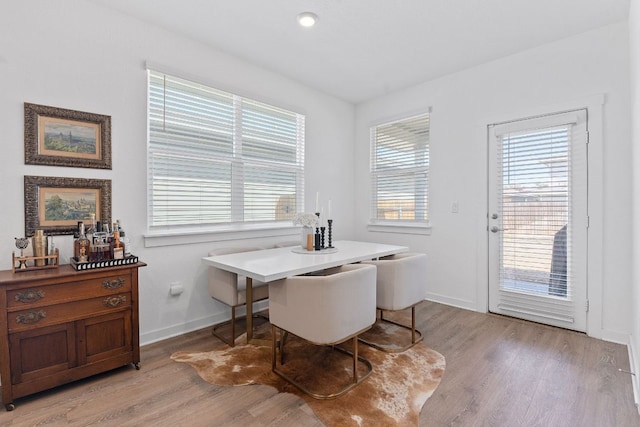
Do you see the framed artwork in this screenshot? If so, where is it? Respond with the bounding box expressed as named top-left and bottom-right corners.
top-left (24, 103), bottom-right (112, 169)
top-left (24, 176), bottom-right (112, 236)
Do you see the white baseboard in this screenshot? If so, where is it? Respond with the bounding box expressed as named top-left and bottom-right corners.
top-left (628, 334), bottom-right (640, 415)
top-left (140, 300), bottom-right (269, 346)
top-left (599, 329), bottom-right (633, 346)
top-left (425, 293), bottom-right (477, 312)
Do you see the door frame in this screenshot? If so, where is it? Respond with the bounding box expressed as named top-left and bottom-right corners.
top-left (477, 94), bottom-right (605, 339)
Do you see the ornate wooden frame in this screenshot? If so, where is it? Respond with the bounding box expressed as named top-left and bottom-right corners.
top-left (24, 103), bottom-right (112, 169)
top-left (24, 175), bottom-right (111, 236)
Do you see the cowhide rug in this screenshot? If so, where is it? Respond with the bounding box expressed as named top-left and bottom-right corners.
top-left (171, 322), bottom-right (445, 426)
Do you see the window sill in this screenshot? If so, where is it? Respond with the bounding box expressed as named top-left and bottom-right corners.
top-left (143, 223), bottom-right (299, 248)
top-left (367, 222), bottom-right (432, 235)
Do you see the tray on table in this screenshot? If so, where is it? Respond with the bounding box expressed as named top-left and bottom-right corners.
top-left (70, 255), bottom-right (139, 271)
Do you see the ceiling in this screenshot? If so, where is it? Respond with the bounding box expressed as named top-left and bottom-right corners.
top-left (89, 0), bottom-right (630, 104)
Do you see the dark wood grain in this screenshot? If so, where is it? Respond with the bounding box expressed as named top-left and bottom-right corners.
top-left (0, 264), bottom-right (142, 409)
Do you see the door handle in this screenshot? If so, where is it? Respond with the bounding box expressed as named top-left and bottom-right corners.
top-left (490, 226), bottom-right (508, 233)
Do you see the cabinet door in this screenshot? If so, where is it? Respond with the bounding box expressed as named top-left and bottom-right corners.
top-left (9, 322), bottom-right (76, 385)
top-left (77, 310), bottom-right (132, 366)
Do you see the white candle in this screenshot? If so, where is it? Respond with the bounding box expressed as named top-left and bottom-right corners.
top-left (328, 199), bottom-right (332, 218)
top-left (315, 192), bottom-right (319, 213)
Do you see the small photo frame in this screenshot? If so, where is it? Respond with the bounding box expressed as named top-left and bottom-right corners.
top-left (24, 103), bottom-right (112, 169)
top-left (24, 176), bottom-right (112, 236)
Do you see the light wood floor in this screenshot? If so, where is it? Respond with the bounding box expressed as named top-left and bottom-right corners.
top-left (0, 301), bottom-right (638, 426)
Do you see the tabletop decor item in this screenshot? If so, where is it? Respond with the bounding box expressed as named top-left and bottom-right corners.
top-left (14, 237), bottom-right (29, 270)
top-left (314, 212), bottom-right (322, 250)
top-left (293, 213), bottom-right (319, 248)
top-left (32, 229), bottom-right (48, 266)
top-left (327, 219), bottom-right (334, 248)
top-left (12, 232), bottom-right (59, 273)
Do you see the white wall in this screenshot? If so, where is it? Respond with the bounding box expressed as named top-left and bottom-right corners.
top-left (1, 1), bottom-right (634, 349)
top-left (354, 22), bottom-right (632, 341)
top-left (628, 0), bottom-right (640, 408)
top-left (0, 0), bottom-right (356, 344)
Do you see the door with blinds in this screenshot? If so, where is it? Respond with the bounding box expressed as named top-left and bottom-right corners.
top-left (488, 109), bottom-right (588, 332)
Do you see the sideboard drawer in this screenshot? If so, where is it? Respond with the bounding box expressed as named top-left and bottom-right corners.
top-left (7, 275), bottom-right (131, 309)
top-left (8, 293), bottom-right (131, 333)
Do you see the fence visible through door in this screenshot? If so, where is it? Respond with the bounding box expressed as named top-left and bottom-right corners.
top-left (488, 109), bottom-right (588, 332)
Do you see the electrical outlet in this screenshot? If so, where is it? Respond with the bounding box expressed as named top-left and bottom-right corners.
top-left (169, 282), bottom-right (184, 296)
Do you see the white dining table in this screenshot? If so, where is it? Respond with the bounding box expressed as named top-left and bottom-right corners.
top-left (202, 240), bottom-right (409, 342)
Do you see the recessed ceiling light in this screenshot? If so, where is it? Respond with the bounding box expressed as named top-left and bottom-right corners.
top-left (297, 12), bottom-right (318, 28)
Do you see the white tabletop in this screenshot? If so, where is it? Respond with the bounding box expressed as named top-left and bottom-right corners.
top-left (202, 240), bottom-right (408, 282)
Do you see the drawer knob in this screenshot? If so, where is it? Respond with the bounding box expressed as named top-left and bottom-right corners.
top-left (103, 295), bottom-right (127, 308)
top-left (103, 278), bottom-right (125, 289)
top-left (15, 290), bottom-right (45, 303)
top-left (16, 310), bottom-right (46, 324)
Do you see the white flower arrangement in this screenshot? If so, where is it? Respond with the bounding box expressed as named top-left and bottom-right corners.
top-left (293, 212), bottom-right (319, 228)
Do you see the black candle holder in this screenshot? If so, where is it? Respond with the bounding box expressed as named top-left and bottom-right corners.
top-left (327, 219), bottom-right (334, 248)
top-left (320, 227), bottom-right (326, 249)
top-left (314, 212), bottom-right (321, 249)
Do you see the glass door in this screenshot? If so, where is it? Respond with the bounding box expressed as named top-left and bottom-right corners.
top-left (488, 110), bottom-right (588, 331)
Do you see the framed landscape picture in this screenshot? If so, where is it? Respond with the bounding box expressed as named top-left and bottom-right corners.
top-left (24, 103), bottom-right (112, 169)
top-left (24, 176), bottom-right (112, 236)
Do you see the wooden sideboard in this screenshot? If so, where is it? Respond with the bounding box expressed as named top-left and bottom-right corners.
top-left (0, 262), bottom-right (145, 410)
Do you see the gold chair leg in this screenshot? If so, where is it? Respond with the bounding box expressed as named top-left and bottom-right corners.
top-left (230, 306), bottom-right (236, 345)
top-left (279, 330), bottom-right (288, 365)
top-left (212, 306), bottom-right (237, 347)
top-left (212, 306), bottom-right (269, 347)
top-left (271, 329), bottom-right (373, 400)
top-left (271, 324), bottom-right (277, 371)
top-left (411, 305), bottom-right (417, 344)
top-left (352, 336), bottom-right (358, 384)
top-left (359, 305), bottom-right (424, 353)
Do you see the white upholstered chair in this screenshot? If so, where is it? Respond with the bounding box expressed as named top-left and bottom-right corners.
top-left (207, 247), bottom-right (269, 347)
top-left (361, 252), bottom-right (428, 352)
top-left (269, 263), bottom-right (377, 399)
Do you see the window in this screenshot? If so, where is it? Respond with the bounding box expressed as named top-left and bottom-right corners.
top-left (147, 70), bottom-right (305, 232)
top-left (370, 113), bottom-right (430, 227)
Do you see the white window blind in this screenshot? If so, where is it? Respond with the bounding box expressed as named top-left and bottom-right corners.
top-left (148, 70), bottom-right (305, 230)
top-left (491, 109), bottom-right (587, 324)
top-left (370, 113), bottom-right (430, 224)
top-left (498, 125), bottom-right (571, 297)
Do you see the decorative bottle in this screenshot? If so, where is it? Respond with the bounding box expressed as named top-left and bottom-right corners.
top-left (91, 221), bottom-right (110, 261)
top-left (116, 220), bottom-right (131, 257)
top-left (86, 213), bottom-right (96, 250)
top-left (76, 223), bottom-right (90, 263)
top-left (111, 231), bottom-right (125, 259)
top-left (73, 221), bottom-right (84, 260)
top-left (120, 230), bottom-right (131, 257)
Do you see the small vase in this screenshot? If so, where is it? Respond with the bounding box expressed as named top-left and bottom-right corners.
top-left (301, 226), bottom-right (314, 248)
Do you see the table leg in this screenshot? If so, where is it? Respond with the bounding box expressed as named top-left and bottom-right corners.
top-left (246, 276), bottom-right (253, 343)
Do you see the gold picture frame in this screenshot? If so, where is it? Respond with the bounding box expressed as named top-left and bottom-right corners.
top-left (24, 176), bottom-right (112, 236)
top-left (24, 103), bottom-right (112, 169)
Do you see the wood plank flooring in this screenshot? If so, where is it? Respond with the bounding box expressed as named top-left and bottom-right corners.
top-left (0, 301), bottom-right (638, 426)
